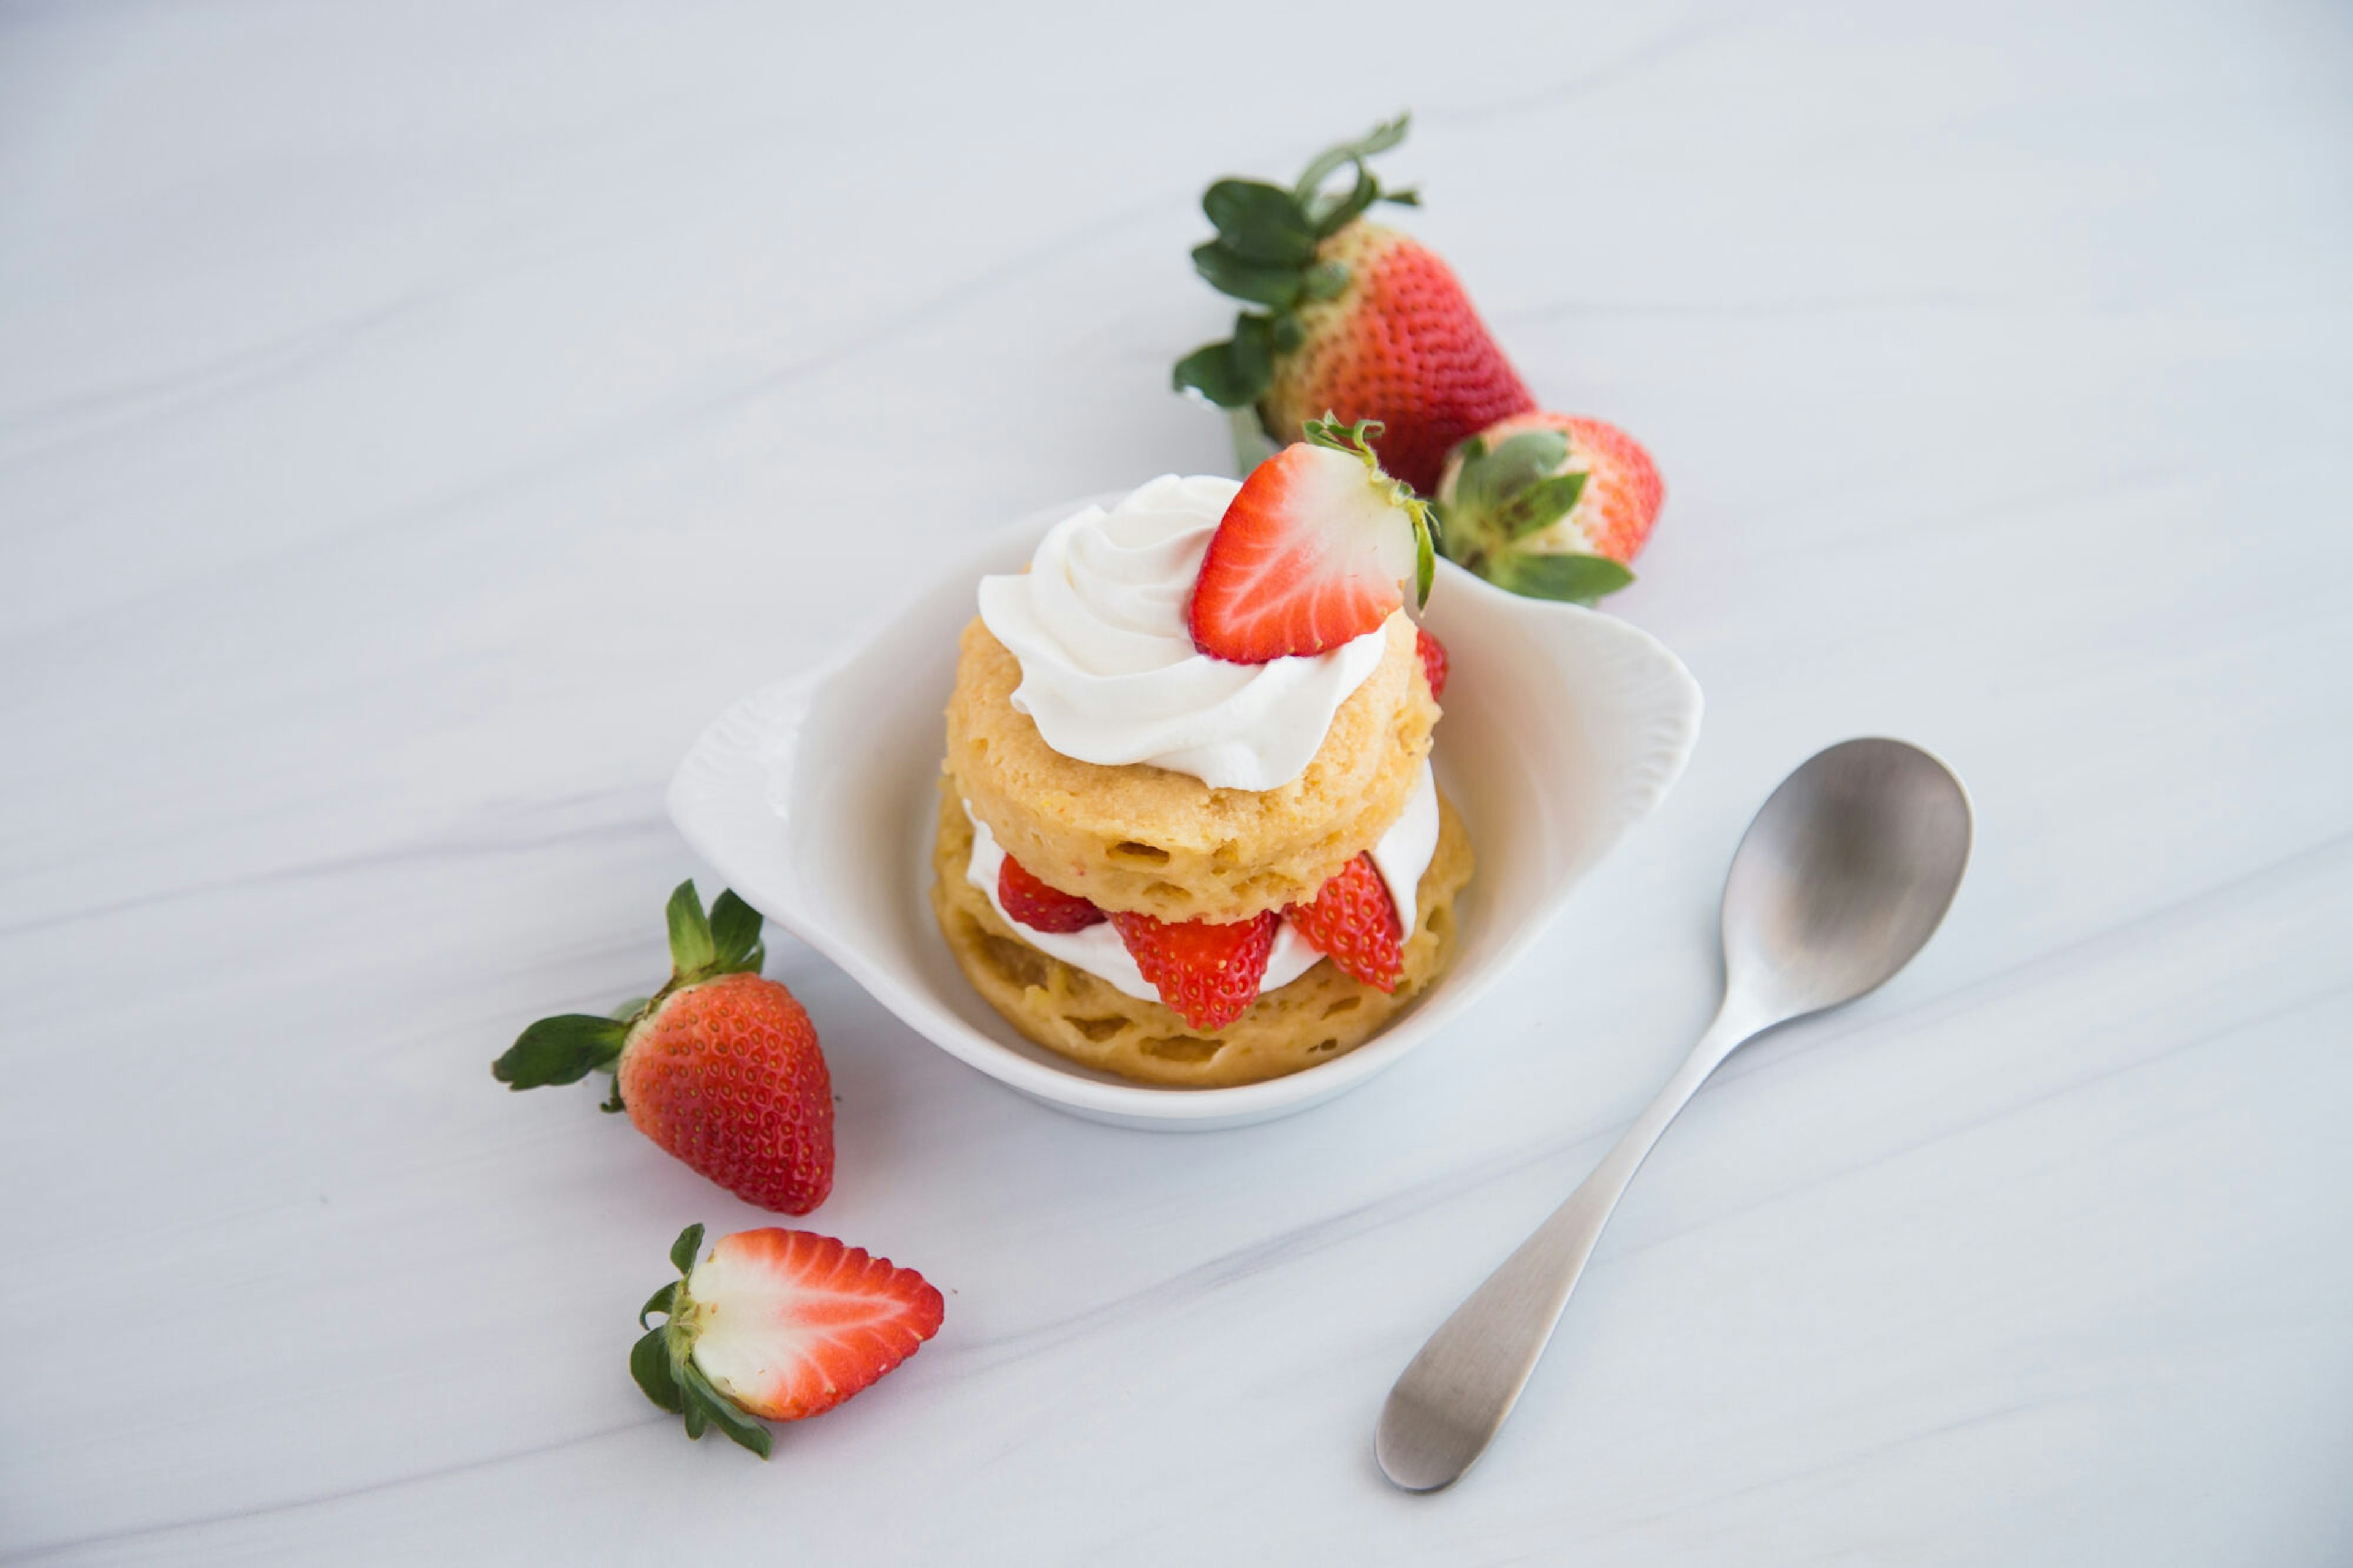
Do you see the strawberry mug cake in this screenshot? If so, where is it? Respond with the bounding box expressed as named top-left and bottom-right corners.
top-left (930, 421), bottom-right (1472, 1088)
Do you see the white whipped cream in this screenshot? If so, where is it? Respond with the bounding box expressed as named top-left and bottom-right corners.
top-left (977, 475), bottom-right (1391, 791)
top-left (961, 758), bottom-right (1438, 1005)
top-left (1366, 759), bottom-right (1439, 933)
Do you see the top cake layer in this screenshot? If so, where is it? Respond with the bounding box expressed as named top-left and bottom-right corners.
top-left (947, 610), bottom-right (1436, 923)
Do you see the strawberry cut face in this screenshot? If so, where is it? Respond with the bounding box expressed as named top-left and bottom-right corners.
top-left (686, 1228), bottom-right (944, 1424)
top-left (1188, 420), bottom-right (1433, 664)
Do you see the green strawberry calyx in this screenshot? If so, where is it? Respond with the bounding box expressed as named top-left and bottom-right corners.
top-left (1436, 429), bottom-right (1637, 606)
top-left (1172, 114), bottom-right (1421, 411)
top-left (1303, 414), bottom-right (1436, 609)
top-left (631, 1222), bottom-right (775, 1459)
top-left (489, 881), bottom-right (767, 1101)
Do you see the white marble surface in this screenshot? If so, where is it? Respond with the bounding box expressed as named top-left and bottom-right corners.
top-left (4, 1), bottom-right (2351, 1562)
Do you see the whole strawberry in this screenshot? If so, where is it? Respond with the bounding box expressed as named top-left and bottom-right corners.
top-left (493, 881), bottom-right (833, 1214)
top-left (1434, 413), bottom-right (1664, 604)
top-left (1173, 115), bottom-right (1534, 496)
top-left (633, 1222), bottom-right (943, 1458)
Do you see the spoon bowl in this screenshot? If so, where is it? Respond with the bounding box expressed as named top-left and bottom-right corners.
top-left (1721, 738), bottom-right (1974, 1023)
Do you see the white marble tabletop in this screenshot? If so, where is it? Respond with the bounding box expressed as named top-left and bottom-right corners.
top-left (6, 1), bottom-right (2350, 1562)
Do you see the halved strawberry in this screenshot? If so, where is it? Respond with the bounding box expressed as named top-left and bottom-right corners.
top-left (1108, 909), bottom-right (1280, 1031)
top-left (1415, 626), bottom-right (1449, 701)
top-left (998, 854), bottom-right (1105, 933)
top-left (1188, 417), bottom-right (1434, 664)
top-left (633, 1222), bottom-right (945, 1458)
top-left (1286, 853), bottom-right (1404, 992)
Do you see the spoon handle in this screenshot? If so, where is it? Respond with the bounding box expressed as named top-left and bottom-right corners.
top-left (1375, 1004), bottom-right (1759, 1491)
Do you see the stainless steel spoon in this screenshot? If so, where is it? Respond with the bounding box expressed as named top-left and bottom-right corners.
top-left (1376, 737), bottom-right (1973, 1492)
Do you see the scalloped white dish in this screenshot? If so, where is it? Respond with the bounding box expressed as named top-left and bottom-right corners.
top-left (667, 497), bottom-right (1701, 1131)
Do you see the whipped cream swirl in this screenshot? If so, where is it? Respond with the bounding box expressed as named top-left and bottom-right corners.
top-left (976, 475), bottom-right (1390, 790)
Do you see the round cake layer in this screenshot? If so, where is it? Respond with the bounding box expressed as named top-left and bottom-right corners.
top-left (945, 610), bottom-right (1438, 922)
top-left (929, 780), bottom-right (1473, 1088)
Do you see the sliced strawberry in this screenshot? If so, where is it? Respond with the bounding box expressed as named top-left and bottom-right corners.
top-left (686, 1228), bottom-right (942, 1421)
top-left (632, 1222), bottom-right (946, 1457)
top-left (1189, 417), bottom-right (1434, 664)
top-left (1415, 626), bottom-right (1449, 701)
top-left (1108, 908), bottom-right (1280, 1031)
top-left (998, 854), bottom-right (1105, 933)
top-left (1286, 853), bottom-right (1404, 993)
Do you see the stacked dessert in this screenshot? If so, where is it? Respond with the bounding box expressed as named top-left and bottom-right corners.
top-left (930, 422), bottom-right (1472, 1088)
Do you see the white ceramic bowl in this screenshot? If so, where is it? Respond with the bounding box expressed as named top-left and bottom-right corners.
top-left (667, 498), bottom-right (1702, 1131)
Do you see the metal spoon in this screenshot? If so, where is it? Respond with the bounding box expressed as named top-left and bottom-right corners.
top-left (1376, 737), bottom-right (1973, 1491)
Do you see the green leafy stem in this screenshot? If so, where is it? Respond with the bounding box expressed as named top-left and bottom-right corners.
top-left (1303, 414), bottom-right (1436, 608)
top-left (631, 1223), bottom-right (775, 1459)
top-left (489, 881), bottom-right (767, 1105)
top-left (1173, 115), bottom-right (1420, 411)
top-left (1435, 428), bottom-right (1636, 605)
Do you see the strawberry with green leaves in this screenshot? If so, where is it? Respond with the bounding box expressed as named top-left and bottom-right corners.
top-left (493, 881), bottom-right (833, 1215)
top-left (633, 1223), bottom-right (944, 1458)
top-left (1173, 115), bottom-right (1534, 496)
top-left (1434, 413), bottom-right (1664, 605)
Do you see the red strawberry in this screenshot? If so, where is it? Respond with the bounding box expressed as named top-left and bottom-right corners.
top-left (631, 1222), bottom-right (944, 1456)
top-left (1173, 115), bottom-right (1534, 495)
top-left (1286, 854), bottom-right (1405, 993)
top-left (1434, 413), bottom-right (1664, 604)
top-left (494, 881), bottom-right (833, 1215)
top-left (1260, 223), bottom-right (1534, 496)
top-left (998, 853), bottom-right (1105, 933)
top-left (1108, 908), bottom-right (1280, 1032)
top-left (1415, 626), bottom-right (1449, 702)
top-left (1189, 417), bottom-right (1434, 663)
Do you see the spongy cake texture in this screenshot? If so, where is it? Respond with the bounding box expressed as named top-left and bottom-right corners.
top-left (930, 782), bottom-right (1473, 1088)
top-left (946, 610), bottom-right (1438, 924)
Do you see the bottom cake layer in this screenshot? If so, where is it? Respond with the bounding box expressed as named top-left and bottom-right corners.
top-left (928, 777), bottom-right (1474, 1088)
